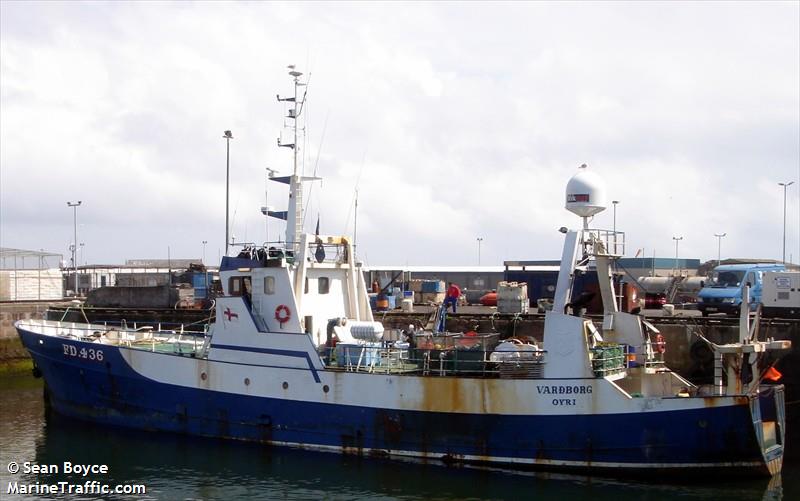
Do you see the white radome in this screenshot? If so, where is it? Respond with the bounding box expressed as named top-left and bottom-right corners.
top-left (565, 164), bottom-right (607, 218)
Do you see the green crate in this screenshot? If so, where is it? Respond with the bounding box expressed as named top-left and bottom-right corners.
top-left (591, 344), bottom-right (625, 376)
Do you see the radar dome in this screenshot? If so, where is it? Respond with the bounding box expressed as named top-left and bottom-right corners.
top-left (565, 164), bottom-right (607, 218)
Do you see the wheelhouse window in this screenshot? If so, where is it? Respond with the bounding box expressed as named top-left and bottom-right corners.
top-left (229, 276), bottom-right (243, 296)
top-left (229, 276), bottom-right (252, 296)
top-left (319, 277), bottom-right (330, 294)
top-left (264, 276), bottom-right (275, 295)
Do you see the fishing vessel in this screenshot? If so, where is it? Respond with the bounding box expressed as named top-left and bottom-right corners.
top-left (16, 70), bottom-right (790, 477)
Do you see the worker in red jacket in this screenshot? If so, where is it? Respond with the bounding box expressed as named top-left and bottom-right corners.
top-left (444, 282), bottom-right (461, 313)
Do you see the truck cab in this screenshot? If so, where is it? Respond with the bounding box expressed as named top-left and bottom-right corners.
top-left (697, 263), bottom-right (785, 316)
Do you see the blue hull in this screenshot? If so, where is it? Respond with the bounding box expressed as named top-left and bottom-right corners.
top-left (19, 329), bottom-right (777, 476)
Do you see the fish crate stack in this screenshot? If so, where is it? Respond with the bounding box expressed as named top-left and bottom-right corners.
top-left (450, 332), bottom-right (500, 375)
top-left (411, 332), bottom-right (500, 376)
top-left (410, 279), bottom-right (446, 304)
top-left (589, 342), bottom-right (626, 377)
top-left (497, 281), bottom-right (529, 314)
top-left (175, 284), bottom-right (197, 308)
top-left (413, 332), bottom-right (456, 374)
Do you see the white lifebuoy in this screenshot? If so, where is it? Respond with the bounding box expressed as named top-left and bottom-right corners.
top-left (275, 304), bottom-right (291, 325)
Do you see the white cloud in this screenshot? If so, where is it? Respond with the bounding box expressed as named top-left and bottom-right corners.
top-left (1, 1), bottom-right (798, 267)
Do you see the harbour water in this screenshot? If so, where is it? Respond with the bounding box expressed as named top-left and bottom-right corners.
top-left (1, 374), bottom-right (796, 500)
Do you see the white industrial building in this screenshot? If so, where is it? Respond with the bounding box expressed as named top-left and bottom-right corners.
top-left (0, 248), bottom-right (64, 301)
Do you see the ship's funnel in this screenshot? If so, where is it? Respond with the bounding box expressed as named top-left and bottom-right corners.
top-left (566, 164), bottom-right (607, 219)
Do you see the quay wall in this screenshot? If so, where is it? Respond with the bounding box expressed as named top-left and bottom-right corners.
top-left (0, 301), bottom-right (65, 368)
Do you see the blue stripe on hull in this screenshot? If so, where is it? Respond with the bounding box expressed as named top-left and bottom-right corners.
top-left (20, 330), bottom-right (768, 473)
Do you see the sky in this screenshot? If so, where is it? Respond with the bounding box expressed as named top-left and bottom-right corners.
top-left (1, 1), bottom-right (798, 269)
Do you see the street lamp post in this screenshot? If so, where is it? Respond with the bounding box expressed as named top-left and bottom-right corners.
top-left (672, 236), bottom-right (683, 276)
top-left (67, 201), bottom-right (82, 295)
top-left (779, 181), bottom-right (795, 264)
top-left (201, 240), bottom-right (209, 293)
top-left (477, 237), bottom-right (483, 266)
top-left (224, 130), bottom-right (233, 256)
top-left (612, 200), bottom-right (619, 254)
top-left (714, 233), bottom-right (726, 268)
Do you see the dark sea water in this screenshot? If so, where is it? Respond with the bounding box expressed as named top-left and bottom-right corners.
top-left (1, 374), bottom-right (796, 500)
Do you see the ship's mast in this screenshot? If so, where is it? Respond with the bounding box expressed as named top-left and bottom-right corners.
top-left (277, 66), bottom-right (309, 253)
top-left (353, 188), bottom-right (359, 256)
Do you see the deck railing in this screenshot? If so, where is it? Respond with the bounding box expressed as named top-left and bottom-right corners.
top-left (20, 319), bottom-right (208, 356)
top-left (583, 229), bottom-right (626, 257)
top-left (327, 342), bottom-right (548, 379)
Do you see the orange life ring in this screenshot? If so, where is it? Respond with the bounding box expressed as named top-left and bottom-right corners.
top-left (654, 334), bottom-right (666, 354)
top-left (275, 304), bottom-right (291, 324)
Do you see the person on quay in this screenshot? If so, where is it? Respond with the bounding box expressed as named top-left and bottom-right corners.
top-left (444, 282), bottom-right (461, 313)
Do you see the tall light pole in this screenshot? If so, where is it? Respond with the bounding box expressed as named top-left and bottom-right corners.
top-left (714, 233), bottom-right (726, 268)
top-left (779, 181), bottom-right (794, 264)
top-left (612, 200), bottom-right (619, 254)
top-left (477, 237), bottom-right (483, 265)
top-left (202, 240), bottom-right (207, 264)
top-left (224, 130), bottom-right (233, 256)
top-left (67, 201), bottom-right (82, 295)
top-left (672, 236), bottom-right (683, 276)
top-left (611, 200), bottom-right (621, 308)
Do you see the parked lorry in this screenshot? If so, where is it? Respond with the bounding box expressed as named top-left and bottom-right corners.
top-left (761, 271), bottom-right (800, 318)
top-left (696, 263), bottom-right (785, 316)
